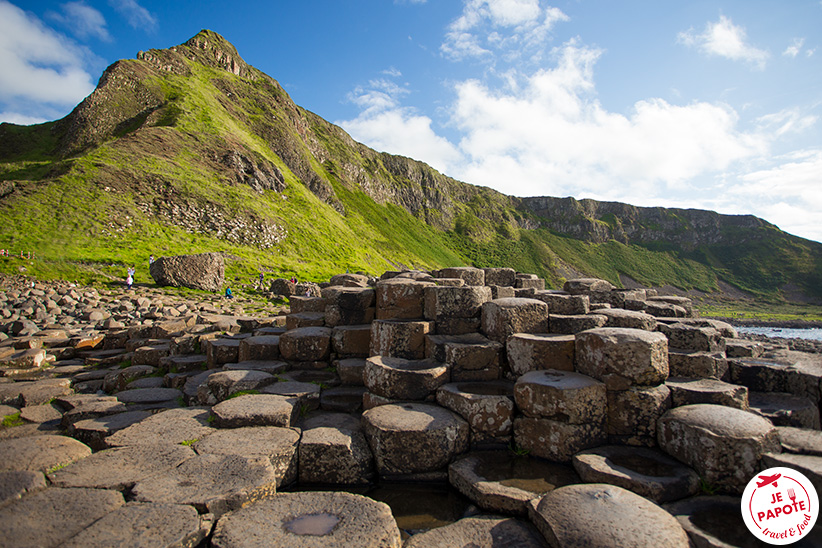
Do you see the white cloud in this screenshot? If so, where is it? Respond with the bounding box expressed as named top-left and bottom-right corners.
top-left (442, 0), bottom-right (568, 61)
top-left (0, 1), bottom-right (96, 110)
top-left (678, 15), bottom-right (769, 69)
top-left (756, 108), bottom-right (817, 138)
top-left (783, 37), bottom-right (804, 58)
top-left (108, 0), bottom-right (157, 32)
top-left (0, 111), bottom-right (49, 125)
top-left (48, 1), bottom-right (111, 42)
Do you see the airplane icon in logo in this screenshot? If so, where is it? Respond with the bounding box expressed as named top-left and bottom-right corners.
top-left (757, 473), bottom-right (781, 488)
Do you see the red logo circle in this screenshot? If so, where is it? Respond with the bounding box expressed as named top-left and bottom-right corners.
top-left (741, 467), bottom-right (819, 545)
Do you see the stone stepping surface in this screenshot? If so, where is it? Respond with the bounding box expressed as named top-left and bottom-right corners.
top-left (762, 452), bottom-right (822, 496)
top-left (61, 501), bottom-right (211, 548)
top-left (319, 386), bottom-right (367, 413)
top-left (68, 409), bottom-right (152, 450)
top-left (515, 370), bottom-right (605, 424)
top-left (449, 450), bottom-right (580, 515)
top-left (298, 413), bottom-right (374, 485)
top-left (572, 445), bottom-right (699, 503)
top-left (778, 426), bottom-right (822, 456)
top-left (203, 369), bottom-right (278, 403)
top-left (749, 391), bottom-right (821, 429)
top-left (104, 407), bottom-right (215, 448)
top-left (48, 443), bottom-right (195, 490)
top-left (131, 453), bottom-right (278, 518)
top-left (193, 426), bottom-right (300, 487)
top-left (0, 487), bottom-right (125, 548)
top-left (436, 381), bottom-right (515, 441)
top-left (403, 515), bottom-right (547, 548)
top-left (506, 333), bottom-right (575, 376)
top-left (529, 483), bottom-right (690, 548)
top-left (665, 377), bottom-right (748, 409)
top-left (211, 394), bottom-right (298, 428)
top-left (261, 380), bottom-right (322, 410)
top-left (362, 402), bottom-right (468, 478)
top-left (0, 378), bottom-right (72, 407)
top-left (0, 434), bottom-right (91, 474)
top-left (115, 387), bottom-right (183, 405)
top-left (364, 355), bottom-right (448, 401)
top-left (223, 360), bottom-right (288, 375)
top-left (210, 491), bottom-right (401, 548)
top-left (0, 470), bottom-right (46, 506)
top-left (657, 404), bottom-right (781, 494)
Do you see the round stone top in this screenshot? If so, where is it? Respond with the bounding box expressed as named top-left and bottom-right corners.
top-left (530, 483), bottom-right (689, 548)
top-left (517, 370), bottom-right (603, 391)
top-left (280, 326), bottom-right (333, 338)
top-left (211, 491), bottom-right (401, 548)
top-left (661, 404), bottom-right (775, 438)
top-left (509, 333), bottom-right (575, 342)
top-left (577, 327), bottom-right (667, 343)
top-left (362, 403), bottom-right (466, 433)
top-left (367, 356), bottom-right (444, 373)
top-left (486, 298), bottom-right (547, 308)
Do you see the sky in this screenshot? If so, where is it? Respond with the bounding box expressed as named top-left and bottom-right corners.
top-left (2, 1), bottom-right (821, 243)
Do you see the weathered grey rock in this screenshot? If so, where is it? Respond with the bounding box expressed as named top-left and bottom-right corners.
top-left (645, 301), bottom-right (688, 318)
top-left (279, 326), bottom-right (332, 362)
top-left (404, 515), bottom-right (547, 548)
top-left (362, 402), bottom-right (469, 476)
top-left (13, 378), bottom-right (72, 406)
top-left (370, 319), bottom-right (433, 360)
top-left (657, 404), bottom-right (781, 494)
top-left (749, 391), bottom-right (820, 429)
top-left (321, 286), bottom-right (376, 327)
top-left (607, 384), bottom-right (671, 446)
top-left (206, 338), bottom-right (241, 369)
top-left (105, 407), bottom-right (215, 447)
top-left (436, 381), bottom-right (516, 439)
top-left (448, 450), bottom-right (580, 515)
top-left (286, 312), bottom-right (326, 330)
top-left (513, 417), bottom-right (606, 462)
top-left (19, 402), bottom-right (63, 424)
top-left (223, 360), bottom-right (288, 375)
top-left (572, 445), bottom-right (699, 503)
top-left (425, 332), bottom-right (489, 363)
top-left (48, 443), bottom-right (195, 490)
top-left (298, 413), bottom-right (374, 484)
top-left (364, 355), bottom-right (448, 400)
top-left (60, 502), bottom-right (210, 548)
top-left (507, 333), bottom-right (575, 376)
top-left (445, 336), bottom-right (503, 382)
top-left (778, 426), bottom-right (822, 456)
top-left (238, 335), bottom-right (280, 362)
top-left (482, 267), bottom-right (517, 287)
top-left (211, 491), bottom-right (401, 548)
top-left (132, 344), bottom-right (170, 367)
top-left (0, 470), bottom-right (46, 506)
top-left (211, 394), bottom-right (298, 428)
top-left (424, 285), bottom-right (492, 320)
top-left (131, 453), bottom-right (277, 517)
top-left (289, 296), bottom-right (328, 314)
top-left (725, 339), bottom-right (764, 358)
top-left (194, 426), bottom-right (300, 487)
top-left (666, 377), bottom-right (748, 409)
top-left (528, 483), bottom-right (690, 548)
top-left (575, 327), bottom-right (669, 390)
top-left (438, 267), bottom-right (485, 286)
top-left (320, 386), bottom-right (367, 413)
top-left (0, 487), bottom-right (125, 548)
top-left (205, 369), bottom-right (277, 402)
top-left (549, 313), bottom-right (608, 334)
top-left (596, 308), bottom-right (657, 331)
top-left (532, 291), bottom-right (589, 315)
top-left (375, 278), bottom-right (435, 320)
top-left (0, 434), bottom-right (91, 474)
top-left (149, 252), bottom-right (224, 292)
top-left (659, 323), bottom-right (725, 353)
top-left (668, 350), bottom-right (728, 379)
top-left (481, 298), bottom-right (549, 343)
top-left (563, 278), bottom-right (615, 295)
top-left (515, 370), bottom-right (606, 424)
top-left (331, 325), bottom-right (371, 358)
top-left (261, 381), bottom-right (321, 411)
top-left (337, 358), bottom-right (366, 385)
top-left (116, 387), bottom-right (183, 405)
top-left (648, 295), bottom-right (694, 316)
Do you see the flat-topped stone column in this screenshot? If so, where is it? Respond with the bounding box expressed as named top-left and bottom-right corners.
top-left (364, 355), bottom-right (448, 401)
top-left (480, 298), bottom-right (549, 344)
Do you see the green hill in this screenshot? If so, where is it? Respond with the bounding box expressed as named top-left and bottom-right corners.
top-left (1, 30), bottom-right (820, 304)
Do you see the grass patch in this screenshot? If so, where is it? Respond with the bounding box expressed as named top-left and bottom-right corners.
top-left (226, 389), bottom-right (260, 399)
top-left (1, 412), bottom-right (24, 428)
top-left (180, 438), bottom-right (199, 446)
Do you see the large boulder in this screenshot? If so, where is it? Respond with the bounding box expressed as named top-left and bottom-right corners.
top-left (149, 253), bottom-right (224, 292)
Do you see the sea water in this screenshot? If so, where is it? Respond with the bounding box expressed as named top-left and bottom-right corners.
top-left (735, 327), bottom-right (822, 341)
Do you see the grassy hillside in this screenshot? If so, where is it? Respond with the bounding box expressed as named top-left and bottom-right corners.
top-left (0, 30), bottom-right (820, 305)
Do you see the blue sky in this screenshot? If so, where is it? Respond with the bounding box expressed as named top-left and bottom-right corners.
top-left (2, 1), bottom-right (821, 243)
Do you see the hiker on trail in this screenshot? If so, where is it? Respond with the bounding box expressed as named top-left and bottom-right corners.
top-left (225, 287), bottom-right (233, 299)
top-left (149, 255), bottom-right (155, 265)
top-left (259, 272), bottom-right (264, 287)
top-left (126, 271), bottom-right (133, 290)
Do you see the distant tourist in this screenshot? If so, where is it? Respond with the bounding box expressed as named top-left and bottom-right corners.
top-left (259, 272), bottom-right (264, 287)
top-left (149, 255), bottom-right (155, 265)
top-left (290, 276), bottom-right (297, 284)
top-left (126, 271), bottom-right (133, 290)
top-left (225, 287), bottom-right (233, 299)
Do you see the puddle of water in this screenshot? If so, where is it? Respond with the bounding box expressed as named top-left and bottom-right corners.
top-left (607, 453), bottom-right (678, 478)
top-left (473, 452), bottom-right (580, 493)
top-left (365, 482), bottom-right (472, 533)
top-left (455, 383), bottom-right (513, 396)
top-left (284, 512), bottom-right (340, 536)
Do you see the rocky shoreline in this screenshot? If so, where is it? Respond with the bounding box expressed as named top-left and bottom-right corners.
top-left (1, 269), bottom-right (821, 547)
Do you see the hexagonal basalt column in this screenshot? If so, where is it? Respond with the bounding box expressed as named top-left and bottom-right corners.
top-left (575, 328), bottom-right (669, 390)
top-left (507, 333), bottom-right (575, 376)
top-left (375, 279), bottom-right (435, 320)
top-left (279, 327), bottom-right (332, 363)
top-left (364, 355), bottom-right (448, 401)
top-left (369, 319), bottom-right (433, 360)
top-left (514, 370), bottom-right (606, 424)
top-left (436, 381), bottom-right (515, 441)
top-left (361, 402), bottom-right (468, 477)
top-left (480, 298), bottom-right (549, 344)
